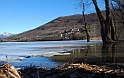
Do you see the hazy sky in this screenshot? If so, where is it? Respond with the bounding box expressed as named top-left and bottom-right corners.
top-left (0, 0), bottom-right (104, 34)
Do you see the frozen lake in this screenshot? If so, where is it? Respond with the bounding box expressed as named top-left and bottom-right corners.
top-left (0, 40), bottom-right (102, 68)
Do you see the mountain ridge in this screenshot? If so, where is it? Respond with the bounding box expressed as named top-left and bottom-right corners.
top-left (0, 32), bottom-right (14, 38)
top-left (1, 12), bottom-right (124, 42)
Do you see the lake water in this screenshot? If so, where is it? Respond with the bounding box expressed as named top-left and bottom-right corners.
top-left (0, 40), bottom-right (124, 68)
top-left (50, 41), bottom-right (124, 66)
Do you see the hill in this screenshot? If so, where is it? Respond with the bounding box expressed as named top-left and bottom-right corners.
top-left (1, 12), bottom-right (124, 42)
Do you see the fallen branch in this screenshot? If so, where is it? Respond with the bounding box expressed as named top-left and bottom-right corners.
top-left (0, 55), bottom-right (21, 78)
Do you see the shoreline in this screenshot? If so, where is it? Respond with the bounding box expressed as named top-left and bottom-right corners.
top-left (1, 61), bottom-right (124, 78)
top-left (20, 62), bottom-right (124, 78)
top-left (1, 40), bottom-right (124, 69)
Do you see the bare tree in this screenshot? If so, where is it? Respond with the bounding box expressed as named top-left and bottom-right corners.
top-left (113, 0), bottom-right (124, 9)
top-left (111, 0), bottom-right (124, 26)
top-left (93, 0), bottom-right (118, 44)
top-left (82, 3), bottom-right (90, 42)
top-left (77, 0), bottom-right (119, 44)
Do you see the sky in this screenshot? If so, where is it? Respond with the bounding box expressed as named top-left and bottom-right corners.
top-left (0, 0), bottom-right (104, 34)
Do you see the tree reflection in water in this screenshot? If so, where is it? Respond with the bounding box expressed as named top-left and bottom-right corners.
top-left (51, 42), bottom-right (124, 66)
top-left (102, 44), bottom-right (117, 64)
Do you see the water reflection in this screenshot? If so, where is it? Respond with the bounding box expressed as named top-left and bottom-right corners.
top-left (102, 44), bottom-right (116, 63)
top-left (51, 42), bottom-right (124, 66)
top-left (101, 43), bottom-right (124, 65)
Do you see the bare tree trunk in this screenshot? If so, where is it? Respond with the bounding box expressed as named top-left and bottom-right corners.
top-left (92, 0), bottom-right (118, 44)
top-left (84, 23), bottom-right (90, 42)
top-left (82, 3), bottom-right (90, 42)
top-left (92, 0), bottom-right (107, 44)
top-left (105, 0), bottom-right (117, 42)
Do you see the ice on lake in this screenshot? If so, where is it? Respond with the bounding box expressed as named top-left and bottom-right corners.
top-left (0, 40), bottom-right (102, 68)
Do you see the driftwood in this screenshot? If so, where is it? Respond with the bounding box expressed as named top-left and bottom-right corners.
top-left (0, 63), bottom-right (21, 78)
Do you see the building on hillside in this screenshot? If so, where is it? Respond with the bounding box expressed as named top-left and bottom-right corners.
top-left (61, 27), bottom-right (85, 40)
top-left (71, 28), bottom-right (80, 33)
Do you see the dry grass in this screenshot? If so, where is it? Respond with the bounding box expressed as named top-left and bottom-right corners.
top-left (21, 62), bottom-right (124, 78)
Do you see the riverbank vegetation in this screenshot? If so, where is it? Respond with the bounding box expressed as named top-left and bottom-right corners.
top-left (0, 62), bottom-right (124, 78)
top-left (21, 62), bottom-right (124, 78)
